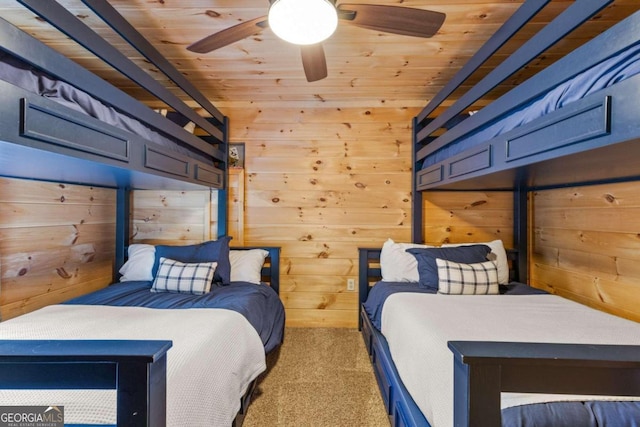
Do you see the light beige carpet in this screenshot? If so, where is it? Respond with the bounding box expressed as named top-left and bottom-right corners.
top-left (243, 328), bottom-right (390, 427)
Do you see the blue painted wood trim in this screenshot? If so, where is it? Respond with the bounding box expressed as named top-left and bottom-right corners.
top-left (80, 0), bottom-right (224, 126)
top-left (411, 117), bottom-right (423, 244)
top-left (513, 185), bottom-right (527, 284)
top-left (416, 0), bottom-right (613, 154)
top-left (358, 248), bottom-right (382, 330)
top-left (266, 247), bottom-right (280, 295)
top-left (16, 0), bottom-right (223, 143)
top-left (449, 340), bottom-right (640, 426)
top-left (415, 0), bottom-right (550, 125)
top-left (217, 189), bottom-right (228, 238)
top-left (0, 339), bottom-right (172, 427)
top-left (216, 117), bottom-right (230, 237)
top-left (115, 187), bottom-right (130, 280)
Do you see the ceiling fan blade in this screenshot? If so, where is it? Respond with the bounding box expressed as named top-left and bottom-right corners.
top-left (300, 44), bottom-right (328, 82)
top-left (337, 4), bottom-right (445, 38)
top-left (187, 16), bottom-right (267, 53)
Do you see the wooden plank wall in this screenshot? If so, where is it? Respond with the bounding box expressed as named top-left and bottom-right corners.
top-left (0, 177), bottom-right (115, 320)
top-left (422, 191), bottom-right (514, 247)
top-left (531, 181), bottom-right (640, 322)
top-left (224, 104), bottom-right (419, 328)
top-left (130, 190), bottom-right (211, 245)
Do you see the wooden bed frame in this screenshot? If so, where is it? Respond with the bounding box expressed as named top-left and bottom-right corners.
top-left (359, 2), bottom-right (640, 425)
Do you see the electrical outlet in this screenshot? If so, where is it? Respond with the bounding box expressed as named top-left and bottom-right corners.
top-left (347, 279), bottom-right (356, 291)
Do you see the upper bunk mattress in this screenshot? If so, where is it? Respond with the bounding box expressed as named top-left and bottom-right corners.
top-left (422, 41), bottom-right (640, 169)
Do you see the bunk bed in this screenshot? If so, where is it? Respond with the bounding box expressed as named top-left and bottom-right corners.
top-left (359, 1), bottom-right (640, 426)
top-left (0, 1), bottom-right (285, 426)
top-left (0, 0), bottom-right (227, 193)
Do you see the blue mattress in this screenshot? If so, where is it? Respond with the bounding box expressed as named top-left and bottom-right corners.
top-left (363, 281), bottom-right (640, 427)
top-left (422, 42), bottom-right (640, 169)
top-left (64, 281), bottom-right (285, 353)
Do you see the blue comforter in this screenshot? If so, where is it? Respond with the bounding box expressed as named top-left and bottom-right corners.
top-left (65, 281), bottom-right (285, 353)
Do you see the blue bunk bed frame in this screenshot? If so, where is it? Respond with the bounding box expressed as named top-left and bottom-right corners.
top-left (360, 1), bottom-right (640, 426)
top-left (0, 1), bottom-right (264, 425)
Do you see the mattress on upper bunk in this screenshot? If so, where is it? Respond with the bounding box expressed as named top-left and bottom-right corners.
top-left (64, 279), bottom-right (285, 353)
top-left (0, 50), bottom-right (210, 163)
top-left (421, 41), bottom-right (640, 169)
top-left (364, 282), bottom-right (640, 427)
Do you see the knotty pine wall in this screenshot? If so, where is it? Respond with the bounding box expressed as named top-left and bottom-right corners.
top-left (224, 105), bottom-right (420, 327)
top-left (129, 189), bottom-right (212, 245)
top-left (531, 181), bottom-right (640, 323)
top-left (0, 177), bottom-right (116, 320)
top-left (422, 191), bottom-right (514, 247)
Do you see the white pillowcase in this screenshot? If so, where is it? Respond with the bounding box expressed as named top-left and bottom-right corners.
top-left (442, 239), bottom-right (509, 284)
top-left (229, 249), bottom-right (269, 284)
top-left (119, 244), bottom-right (155, 282)
top-left (436, 258), bottom-right (499, 295)
top-left (151, 257), bottom-right (217, 295)
top-left (380, 238), bottom-right (434, 282)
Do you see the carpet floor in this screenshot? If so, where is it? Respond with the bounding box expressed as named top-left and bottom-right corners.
top-left (243, 328), bottom-right (390, 427)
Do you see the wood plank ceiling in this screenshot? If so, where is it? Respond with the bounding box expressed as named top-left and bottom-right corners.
top-left (0, 0), bottom-right (637, 111)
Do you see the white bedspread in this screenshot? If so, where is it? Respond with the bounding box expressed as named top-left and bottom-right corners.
top-left (0, 304), bottom-right (266, 426)
top-left (381, 293), bottom-right (640, 427)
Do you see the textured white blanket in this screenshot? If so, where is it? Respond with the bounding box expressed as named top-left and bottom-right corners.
top-left (0, 305), bottom-right (266, 426)
top-left (381, 293), bottom-right (640, 427)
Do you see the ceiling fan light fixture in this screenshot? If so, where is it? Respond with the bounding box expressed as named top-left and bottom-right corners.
top-left (268, 0), bottom-right (338, 45)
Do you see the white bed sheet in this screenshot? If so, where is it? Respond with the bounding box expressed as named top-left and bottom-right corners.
top-left (381, 293), bottom-right (640, 427)
top-left (0, 304), bottom-right (266, 426)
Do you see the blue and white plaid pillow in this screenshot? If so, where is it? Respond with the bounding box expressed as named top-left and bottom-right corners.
top-left (435, 258), bottom-right (499, 295)
top-left (151, 257), bottom-right (217, 295)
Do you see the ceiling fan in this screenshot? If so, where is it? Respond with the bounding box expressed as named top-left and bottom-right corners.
top-left (187, 0), bottom-right (446, 82)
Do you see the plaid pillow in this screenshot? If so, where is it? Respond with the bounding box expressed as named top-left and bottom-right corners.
top-left (151, 257), bottom-right (217, 295)
top-left (436, 258), bottom-right (499, 295)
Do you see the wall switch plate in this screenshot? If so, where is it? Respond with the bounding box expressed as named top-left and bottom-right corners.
top-left (347, 279), bottom-right (356, 291)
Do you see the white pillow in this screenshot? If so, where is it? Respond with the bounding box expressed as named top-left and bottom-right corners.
top-left (442, 240), bottom-right (509, 284)
top-left (151, 257), bottom-right (217, 295)
top-left (380, 238), bottom-right (434, 282)
top-left (119, 244), bottom-right (155, 282)
top-left (229, 249), bottom-right (269, 284)
top-left (436, 258), bottom-right (499, 295)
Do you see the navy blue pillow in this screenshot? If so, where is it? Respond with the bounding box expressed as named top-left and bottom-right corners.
top-left (406, 245), bottom-right (491, 289)
top-left (152, 236), bottom-right (232, 285)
